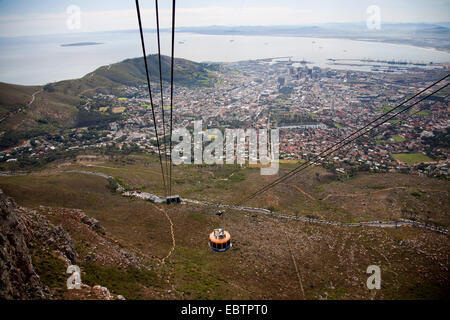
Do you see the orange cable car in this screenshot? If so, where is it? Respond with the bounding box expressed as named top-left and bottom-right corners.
top-left (209, 228), bottom-right (232, 252)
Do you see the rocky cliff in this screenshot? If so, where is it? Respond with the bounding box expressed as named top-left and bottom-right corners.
top-left (0, 189), bottom-right (50, 299)
top-left (0, 189), bottom-right (137, 299)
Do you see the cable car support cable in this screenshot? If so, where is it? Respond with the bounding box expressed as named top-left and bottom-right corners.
top-left (155, 0), bottom-right (170, 192)
top-left (135, 0), bottom-right (168, 196)
top-left (169, 0), bottom-right (176, 196)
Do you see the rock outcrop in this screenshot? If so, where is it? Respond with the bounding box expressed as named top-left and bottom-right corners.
top-left (0, 189), bottom-right (77, 299)
top-left (0, 189), bottom-right (139, 300)
top-left (19, 207), bottom-right (78, 266)
top-left (0, 189), bottom-right (49, 299)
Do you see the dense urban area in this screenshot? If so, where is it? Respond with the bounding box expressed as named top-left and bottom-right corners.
top-left (1, 59), bottom-right (449, 178)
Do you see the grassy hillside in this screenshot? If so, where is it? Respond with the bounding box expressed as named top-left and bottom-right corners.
top-left (0, 82), bottom-right (41, 118)
top-left (98, 54), bottom-right (216, 88)
top-left (0, 82), bottom-right (79, 149)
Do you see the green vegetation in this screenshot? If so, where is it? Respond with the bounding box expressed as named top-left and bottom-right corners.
top-left (174, 246), bottom-right (227, 300)
top-left (378, 106), bottom-right (428, 119)
top-left (272, 111), bottom-right (319, 126)
top-left (411, 191), bottom-right (423, 198)
top-left (112, 107), bottom-right (126, 113)
top-left (279, 86), bottom-right (293, 95)
top-left (0, 82), bottom-right (79, 149)
top-left (80, 261), bottom-right (161, 299)
top-left (379, 106), bottom-right (394, 113)
top-left (87, 55), bottom-right (216, 91)
top-left (229, 171), bottom-right (245, 182)
top-left (392, 153), bottom-right (434, 165)
top-left (188, 212), bottom-right (206, 223)
top-left (392, 135), bottom-right (406, 142)
top-left (76, 109), bottom-right (121, 128)
top-left (32, 251), bottom-right (67, 290)
top-left (0, 82), bottom-right (41, 115)
top-left (409, 109), bottom-right (430, 116)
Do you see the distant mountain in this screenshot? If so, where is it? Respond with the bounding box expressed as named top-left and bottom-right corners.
top-left (0, 55), bottom-right (217, 149)
top-left (176, 25), bottom-right (328, 36)
top-left (176, 22), bottom-right (450, 35)
top-left (175, 23), bottom-right (450, 51)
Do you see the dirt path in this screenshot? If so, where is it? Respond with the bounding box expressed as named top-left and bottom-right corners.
top-left (148, 203), bottom-right (179, 296)
top-left (287, 184), bottom-right (448, 202)
top-left (150, 203), bottom-right (176, 264)
top-left (321, 187), bottom-right (408, 200)
top-left (284, 230), bottom-right (305, 299)
top-left (28, 89), bottom-right (42, 106)
top-left (81, 164), bottom-right (164, 177)
top-left (286, 183), bottom-right (316, 201)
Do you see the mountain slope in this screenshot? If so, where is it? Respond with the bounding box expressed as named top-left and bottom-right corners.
top-left (0, 160), bottom-right (448, 300)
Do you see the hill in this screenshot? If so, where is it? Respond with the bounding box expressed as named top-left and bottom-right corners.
top-left (45, 54), bottom-right (216, 97)
top-left (0, 55), bottom-right (217, 149)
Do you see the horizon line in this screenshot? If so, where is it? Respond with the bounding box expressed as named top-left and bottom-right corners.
top-left (1, 21), bottom-right (449, 39)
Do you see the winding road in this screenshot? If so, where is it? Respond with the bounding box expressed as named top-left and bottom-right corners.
top-left (0, 89), bottom-right (42, 124)
top-left (28, 89), bottom-right (42, 106)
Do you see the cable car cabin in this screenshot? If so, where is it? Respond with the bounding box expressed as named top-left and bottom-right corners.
top-left (209, 228), bottom-right (232, 252)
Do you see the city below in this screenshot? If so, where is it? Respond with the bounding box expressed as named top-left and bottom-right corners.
top-left (2, 58), bottom-right (448, 179)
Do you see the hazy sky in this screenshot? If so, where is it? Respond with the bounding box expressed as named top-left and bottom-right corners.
top-left (0, 0), bottom-right (449, 37)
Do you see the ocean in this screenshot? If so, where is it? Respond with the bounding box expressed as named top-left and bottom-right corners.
top-left (1, 30), bottom-right (449, 85)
